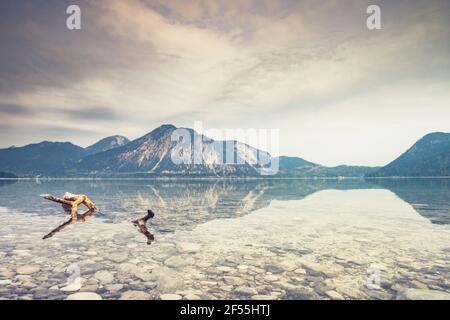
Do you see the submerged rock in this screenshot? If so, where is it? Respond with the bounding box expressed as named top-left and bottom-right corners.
top-left (164, 256), bottom-right (193, 268)
top-left (251, 294), bottom-right (277, 300)
top-left (66, 292), bottom-right (102, 300)
top-left (160, 293), bottom-right (182, 300)
top-left (216, 266), bottom-right (232, 273)
top-left (21, 281), bottom-right (37, 289)
top-left (396, 288), bottom-right (450, 300)
top-left (0, 270), bottom-right (16, 278)
top-left (120, 290), bottom-right (151, 300)
top-left (278, 260), bottom-right (298, 272)
top-left (94, 271), bottom-right (114, 284)
top-left (264, 265), bottom-right (284, 274)
top-left (325, 290), bottom-right (344, 300)
top-left (118, 262), bottom-right (139, 274)
top-left (300, 261), bottom-right (336, 277)
top-left (59, 283), bottom-right (81, 292)
top-left (283, 288), bottom-right (319, 300)
top-left (234, 286), bottom-right (258, 296)
top-left (106, 284), bottom-right (124, 292)
top-left (16, 265), bottom-right (40, 275)
top-left (80, 284), bottom-right (98, 292)
top-left (178, 242), bottom-right (201, 253)
top-left (294, 268), bottom-right (306, 275)
top-left (151, 267), bottom-right (184, 293)
top-left (223, 276), bottom-right (245, 286)
top-left (409, 280), bottom-right (429, 290)
top-left (264, 275), bottom-right (279, 282)
top-left (108, 252), bottom-right (128, 263)
top-left (33, 289), bottom-right (62, 299)
top-left (184, 293), bottom-right (201, 300)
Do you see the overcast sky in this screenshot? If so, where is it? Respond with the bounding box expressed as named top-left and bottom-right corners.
top-left (0, 0), bottom-right (449, 166)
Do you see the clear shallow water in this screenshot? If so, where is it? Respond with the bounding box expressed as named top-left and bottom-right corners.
top-left (0, 178), bottom-right (449, 300)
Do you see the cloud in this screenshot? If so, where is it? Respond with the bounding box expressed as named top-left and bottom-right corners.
top-left (0, 0), bottom-right (449, 165)
top-left (0, 104), bottom-right (32, 115)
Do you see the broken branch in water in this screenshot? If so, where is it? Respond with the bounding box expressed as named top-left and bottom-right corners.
top-left (132, 209), bottom-right (155, 245)
top-left (42, 193), bottom-right (156, 245)
top-left (42, 208), bottom-right (95, 239)
top-left (42, 193), bottom-right (98, 239)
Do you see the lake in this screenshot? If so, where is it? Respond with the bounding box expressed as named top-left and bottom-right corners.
top-left (0, 178), bottom-right (449, 300)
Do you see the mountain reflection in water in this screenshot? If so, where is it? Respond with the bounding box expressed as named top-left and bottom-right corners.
top-left (0, 178), bottom-right (448, 227)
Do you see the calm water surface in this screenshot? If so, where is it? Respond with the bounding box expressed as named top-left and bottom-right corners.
top-left (0, 178), bottom-right (449, 300)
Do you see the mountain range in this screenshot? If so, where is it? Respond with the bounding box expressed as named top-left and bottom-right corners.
top-left (77, 124), bottom-right (269, 176)
top-left (0, 124), bottom-right (448, 177)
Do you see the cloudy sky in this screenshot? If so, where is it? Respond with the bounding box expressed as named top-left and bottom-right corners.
top-left (0, 0), bottom-right (449, 166)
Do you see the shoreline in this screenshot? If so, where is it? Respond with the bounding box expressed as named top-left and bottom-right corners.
top-left (1, 176), bottom-right (450, 181)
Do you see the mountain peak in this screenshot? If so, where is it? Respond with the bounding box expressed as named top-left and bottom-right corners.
top-left (418, 132), bottom-right (449, 143)
top-left (86, 135), bottom-right (130, 155)
top-left (140, 124), bottom-right (178, 141)
top-left (152, 124), bottom-right (177, 132)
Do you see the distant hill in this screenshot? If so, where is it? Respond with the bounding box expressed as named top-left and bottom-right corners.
top-left (85, 135), bottom-right (130, 155)
top-left (274, 157), bottom-right (377, 177)
top-left (368, 132), bottom-right (450, 177)
top-left (274, 156), bottom-right (318, 175)
top-left (0, 141), bottom-right (86, 176)
top-left (0, 171), bottom-right (17, 178)
top-left (303, 165), bottom-right (379, 178)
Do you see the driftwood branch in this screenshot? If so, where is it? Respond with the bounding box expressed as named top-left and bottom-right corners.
top-left (42, 194), bottom-right (98, 240)
top-left (42, 194), bottom-right (73, 206)
top-left (43, 208), bottom-right (95, 239)
top-left (132, 209), bottom-right (155, 245)
top-left (42, 194), bottom-right (156, 245)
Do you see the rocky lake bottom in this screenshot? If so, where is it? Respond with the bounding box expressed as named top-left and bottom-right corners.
top-left (0, 180), bottom-right (449, 300)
